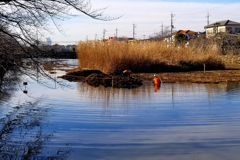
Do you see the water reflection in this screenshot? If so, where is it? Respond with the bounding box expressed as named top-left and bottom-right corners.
top-left (0, 68), bottom-right (73, 159)
top-left (69, 81), bottom-right (240, 159)
top-left (3, 58), bottom-right (240, 160)
top-left (0, 100), bottom-right (72, 159)
top-left (0, 71), bottom-right (21, 105)
top-left (76, 81), bottom-right (240, 109)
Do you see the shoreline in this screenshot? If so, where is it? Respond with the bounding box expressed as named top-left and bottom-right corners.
top-left (134, 70), bottom-right (240, 84)
top-left (60, 69), bottom-right (240, 84)
top-left (136, 64), bottom-right (240, 83)
top-left (47, 63), bottom-right (240, 84)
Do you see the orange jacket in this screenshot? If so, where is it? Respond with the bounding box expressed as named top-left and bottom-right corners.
top-left (153, 77), bottom-right (161, 86)
top-left (123, 70), bottom-right (131, 74)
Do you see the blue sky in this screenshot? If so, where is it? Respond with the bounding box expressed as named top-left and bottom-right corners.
top-left (47, 0), bottom-right (240, 45)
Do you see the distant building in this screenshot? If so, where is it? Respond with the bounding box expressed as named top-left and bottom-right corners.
top-left (163, 30), bottom-right (196, 44)
top-left (46, 37), bottom-right (52, 46)
top-left (107, 36), bottom-right (134, 42)
top-left (107, 36), bottom-right (116, 42)
top-left (205, 20), bottom-right (240, 38)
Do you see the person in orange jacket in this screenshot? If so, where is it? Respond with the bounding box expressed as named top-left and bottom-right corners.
top-left (123, 70), bottom-right (131, 78)
top-left (153, 74), bottom-right (161, 88)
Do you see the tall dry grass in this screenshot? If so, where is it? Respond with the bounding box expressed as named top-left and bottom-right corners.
top-left (76, 40), bottom-right (224, 74)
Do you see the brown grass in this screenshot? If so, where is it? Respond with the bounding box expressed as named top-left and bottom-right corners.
top-left (76, 41), bottom-right (225, 74)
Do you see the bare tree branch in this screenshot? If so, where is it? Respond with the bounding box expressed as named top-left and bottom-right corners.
top-left (0, 0), bottom-right (117, 86)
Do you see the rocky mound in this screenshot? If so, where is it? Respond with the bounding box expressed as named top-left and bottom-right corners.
top-left (86, 73), bottom-right (142, 88)
top-left (60, 70), bottom-right (102, 82)
top-left (60, 70), bottom-right (142, 88)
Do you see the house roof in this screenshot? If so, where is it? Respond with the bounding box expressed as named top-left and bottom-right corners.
top-left (172, 30), bottom-right (196, 34)
top-left (107, 36), bottom-right (134, 42)
top-left (205, 20), bottom-right (240, 28)
top-left (107, 36), bottom-right (116, 42)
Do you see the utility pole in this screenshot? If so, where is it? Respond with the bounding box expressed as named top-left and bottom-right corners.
top-left (170, 12), bottom-right (175, 44)
top-left (161, 23), bottom-right (164, 38)
top-left (207, 12), bottom-right (210, 25)
top-left (95, 34), bottom-right (97, 41)
top-left (143, 35), bottom-right (145, 40)
top-left (133, 23), bottom-right (137, 40)
top-left (103, 29), bottom-right (107, 41)
top-left (116, 28), bottom-right (118, 37)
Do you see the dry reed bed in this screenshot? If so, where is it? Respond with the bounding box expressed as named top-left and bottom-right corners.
top-left (77, 41), bottom-right (224, 74)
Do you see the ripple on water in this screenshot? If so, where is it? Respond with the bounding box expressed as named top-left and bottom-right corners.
top-left (2, 60), bottom-right (240, 159)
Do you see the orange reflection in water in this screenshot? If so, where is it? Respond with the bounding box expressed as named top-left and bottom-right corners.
top-left (154, 84), bottom-right (160, 92)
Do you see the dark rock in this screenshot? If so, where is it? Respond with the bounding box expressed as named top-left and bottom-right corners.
top-left (86, 73), bottom-right (142, 88)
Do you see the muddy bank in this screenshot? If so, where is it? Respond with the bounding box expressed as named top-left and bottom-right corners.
top-left (60, 70), bottom-right (142, 88)
top-left (137, 69), bottom-right (240, 83)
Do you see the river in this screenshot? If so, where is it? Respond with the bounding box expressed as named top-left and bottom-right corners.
top-left (1, 59), bottom-right (240, 160)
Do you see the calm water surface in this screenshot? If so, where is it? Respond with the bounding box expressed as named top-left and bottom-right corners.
top-left (1, 59), bottom-right (240, 160)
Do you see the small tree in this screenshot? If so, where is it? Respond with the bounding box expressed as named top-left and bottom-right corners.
top-left (236, 35), bottom-right (240, 47)
top-left (213, 33), bottom-right (238, 55)
top-left (174, 33), bottom-right (188, 46)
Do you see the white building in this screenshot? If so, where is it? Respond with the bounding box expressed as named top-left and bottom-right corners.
top-left (205, 20), bottom-right (240, 38)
